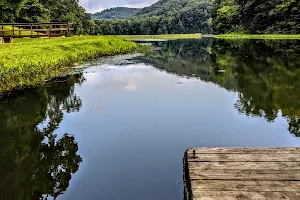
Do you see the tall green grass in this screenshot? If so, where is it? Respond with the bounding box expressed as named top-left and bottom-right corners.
top-left (215, 34), bottom-right (300, 39)
top-left (0, 36), bottom-right (146, 92)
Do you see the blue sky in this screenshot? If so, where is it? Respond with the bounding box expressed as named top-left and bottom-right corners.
top-left (79, 0), bottom-right (159, 13)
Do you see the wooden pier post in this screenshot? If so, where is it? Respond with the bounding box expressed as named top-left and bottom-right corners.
top-left (184, 148), bottom-right (300, 200)
top-left (48, 23), bottom-right (51, 38)
top-left (67, 22), bottom-right (70, 37)
top-left (31, 24), bottom-right (33, 37)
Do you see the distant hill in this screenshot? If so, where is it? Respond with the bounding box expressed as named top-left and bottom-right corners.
top-left (91, 7), bottom-right (141, 20)
top-left (94, 0), bottom-right (213, 35)
top-left (136, 0), bottom-right (211, 17)
top-left (136, 0), bottom-right (187, 17)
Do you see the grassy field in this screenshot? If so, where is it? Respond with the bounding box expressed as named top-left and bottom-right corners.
top-left (0, 36), bottom-right (147, 92)
top-left (120, 34), bottom-right (201, 40)
top-left (215, 34), bottom-right (300, 39)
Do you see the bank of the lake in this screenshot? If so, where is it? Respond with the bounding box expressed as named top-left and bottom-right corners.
top-left (215, 34), bottom-right (300, 39)
top-left (120, 34), bottom-right (300, 41)
top-left (120, 34), bottom-right (201, 41)
top-left (0, 36), bottom-right (147, 92)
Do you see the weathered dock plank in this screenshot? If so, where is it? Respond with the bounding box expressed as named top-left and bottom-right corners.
top-left (189, 162), bottom-right (300, 170)
top-left (191, 180), bottom-right (300, 192)
top-left (184, 148), bottom-right (300, 200)
top-left (192, 191), bottom-right (300, 200)
top-left (188, 154), bottom-right (300, 162)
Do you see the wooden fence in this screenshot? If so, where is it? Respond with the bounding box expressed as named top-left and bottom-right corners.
top-left (0, 22), bottom-right (73, 39)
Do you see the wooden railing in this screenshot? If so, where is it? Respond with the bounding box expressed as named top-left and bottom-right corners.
top-left (0, 22), bottom-right (74, 38)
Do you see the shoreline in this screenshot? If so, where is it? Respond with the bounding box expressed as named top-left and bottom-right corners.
top-left (120, 33), bottom-right (300, 40)
top-left (120, 34), bottom-right (202, 40)
top-left (214, 34), bottom-right (300, 39)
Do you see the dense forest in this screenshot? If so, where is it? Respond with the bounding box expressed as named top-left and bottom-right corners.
top-left (1, 0), bottom-right (300, 35)
top-left (212, 0), bottom-right (300, 34)
top-left (0, 0), bottom-right (95, 34)
top-left (94, 0), bottom-right (300, 35)
top-left (91, 7), bottom-right (141, 20)
top-left (94, 0), bottom-right (213, 35)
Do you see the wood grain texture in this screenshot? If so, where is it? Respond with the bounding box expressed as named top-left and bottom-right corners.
top-left (192, 191), bottom-right (300, 200)
top-left (184, 148), bottom-right (300, 200)
top-left (189, 161), bottom-right (300, 170)
top-left (189, 169), bottom-right (300, 181)
top-left (187, 148), bottom-right (300, 154)
top-left (187, 154), bottom-right (300, 162)
top-left (191, 180), bottom-right (300, 192)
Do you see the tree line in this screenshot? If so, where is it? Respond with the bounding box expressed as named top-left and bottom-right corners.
top-left (212, 0), bottom-right (300, 34)
top-left (1, 0), bottom-right (300, 35)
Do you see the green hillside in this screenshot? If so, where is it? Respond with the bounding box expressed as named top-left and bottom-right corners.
top-left (92, 7), bottom-right (141, 20)
top-left (136, 0), bottom-right (186, 16)
top-left (94, 0), bottom-right (300, 35)
top-left (95, 0), bottom-right (213, 35)
top-left (136, 0), bottom-right (207, 17)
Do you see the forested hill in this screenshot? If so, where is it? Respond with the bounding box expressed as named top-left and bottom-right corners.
top-left (94, 0), bottom-right (300, 35)
top-left (0, 0), bottom-right (94, 34)
top-left (136, 0), bottom-right (185, 17)
top-left (136, 0), bottom-right (209, 17)
top-left (95, 0), bottom-right (213, 35)
top-left (92, 7), bottom-right (141, 20)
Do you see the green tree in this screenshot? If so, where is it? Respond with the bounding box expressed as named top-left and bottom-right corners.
top-left (0, 0), bottom-right (25, 22)
top-left (213, 0), bottom-right (300, 34)
top-left (16, 0), bottom-right (50, 23)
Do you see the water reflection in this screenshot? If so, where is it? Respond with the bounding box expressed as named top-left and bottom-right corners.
top-left (0, 74), bottom-right (85, 199)
top-left (138, 39), bottom-right (300, 137)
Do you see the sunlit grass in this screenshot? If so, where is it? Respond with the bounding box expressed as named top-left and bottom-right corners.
top-left (215, 34), bottom-right (300, 39)
top-left (0, 36), bottom-right (147, 92)
top-left (120, 34), bottom-right (202, 40)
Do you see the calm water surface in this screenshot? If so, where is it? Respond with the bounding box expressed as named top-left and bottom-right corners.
top-left (1, 38), bottom-right (300, 200)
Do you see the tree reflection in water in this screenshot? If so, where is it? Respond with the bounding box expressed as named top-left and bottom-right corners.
top-left (0, 74), bottom-right (85, 199)
top-left (138, 38), bottom-right (300, 137)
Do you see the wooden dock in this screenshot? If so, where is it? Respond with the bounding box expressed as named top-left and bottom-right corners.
top-left (184, 148), bottom-right (300, 200)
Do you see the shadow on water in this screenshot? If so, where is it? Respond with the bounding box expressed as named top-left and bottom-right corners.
top-left (137, 38), bottom-right (300, 137)
top-left (0, 73), bottom-right (85, 199)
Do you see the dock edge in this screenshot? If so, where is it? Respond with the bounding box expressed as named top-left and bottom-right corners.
top-left (183, 149), bottom-right (193, 200)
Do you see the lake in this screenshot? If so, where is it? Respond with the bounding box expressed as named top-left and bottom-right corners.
top-left (1, 38), bottom-right (300, 200)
